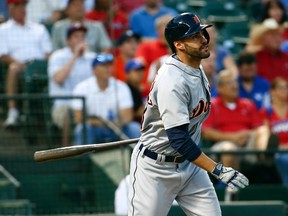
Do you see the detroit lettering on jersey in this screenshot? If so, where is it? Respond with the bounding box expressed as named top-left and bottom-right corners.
top-left (190, 98), bottom-right (210, 119)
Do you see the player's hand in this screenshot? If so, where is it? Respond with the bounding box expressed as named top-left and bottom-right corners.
top-left (210, 162), bottom-right (249, 191)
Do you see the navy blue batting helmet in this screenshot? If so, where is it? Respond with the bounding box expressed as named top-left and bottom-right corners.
top-left (165, 12), bottom-right (212, 53)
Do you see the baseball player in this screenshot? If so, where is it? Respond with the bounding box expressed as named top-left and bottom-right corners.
top-left (128, 13), bottom-right (249, 216)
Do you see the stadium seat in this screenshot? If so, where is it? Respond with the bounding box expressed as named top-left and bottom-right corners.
top-left (21, 60), bottom-right (48, 94)
top-left (220, 21), bottom-right (251, 57)
top-left (221, 22), bottom-right (250, 45)
top-left (0, 199), bottom-right (33, 215)
top-left (0, 62), bottom-right (8, 94)
top-left (200, 1), bottom-right (247, 29)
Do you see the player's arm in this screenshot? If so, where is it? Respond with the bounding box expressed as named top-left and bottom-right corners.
top-left (166, 124), bottom-right (249, 190)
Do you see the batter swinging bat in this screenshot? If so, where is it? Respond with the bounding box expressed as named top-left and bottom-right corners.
top-left (34, 138), bottom-right (139, 163)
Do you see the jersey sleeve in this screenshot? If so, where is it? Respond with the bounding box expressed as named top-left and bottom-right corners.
top-left (156, 74), bottom-right (190, 129)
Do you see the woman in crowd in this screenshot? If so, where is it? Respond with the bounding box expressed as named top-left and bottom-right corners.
top-left (260, 77), bottom-right (288, 186)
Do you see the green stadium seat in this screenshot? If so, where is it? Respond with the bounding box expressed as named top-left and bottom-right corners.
top-left (0, 179), bottom-right (17, 200)
top-left (44, 23), bottom-right (53, 35)
top-left (221, 22), bottom-right (250, 45)
top-left (0, 199), bottom-right (33, 215)
top-left (200, 1), bottom-right (247, 29)
top-left (22, 60), bottom-right (48, 94)
top-left (0, 62), bottom-right (8, 94)
top-left (168, 200), bottom-right (287, 216)
top-left (220, 200), bottom-right (287, 216)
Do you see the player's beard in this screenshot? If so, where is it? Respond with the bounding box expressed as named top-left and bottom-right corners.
top-left (184, 43), bottom-right (210, 60)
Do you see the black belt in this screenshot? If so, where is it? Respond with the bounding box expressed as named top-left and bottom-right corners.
top-left (139, 144), bottom-right (185, 163)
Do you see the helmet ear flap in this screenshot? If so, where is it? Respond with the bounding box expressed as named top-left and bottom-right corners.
top-left (203, 28), bottom-right (210, 44)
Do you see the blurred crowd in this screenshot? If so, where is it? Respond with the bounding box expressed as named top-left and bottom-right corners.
top-left (0, 0), bottom-right (288, 186)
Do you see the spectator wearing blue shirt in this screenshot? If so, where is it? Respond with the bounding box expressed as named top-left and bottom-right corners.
top-left (0, 0), bottom-right (9, 23)
top-left (129, 0), bottom-right (178, 40)
top-left (201, 51), bottom-right (218, 98)
top-left (206, 25), bottom-right (238, 75)
top-left (237, 51), bottom-right (271, 110)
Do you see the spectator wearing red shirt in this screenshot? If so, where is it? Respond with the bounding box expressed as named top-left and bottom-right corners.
top-left (135, 14), bottom-right (172, 95)
top-left (115, 0), bottom-right (144, 15)
top-left (246, 18), bottom-right (288, 82)
top-left (85, 0), bottom-right (128, 41)
top-left (113, 30), bottom-right (140, 82)
top-left (260, 77), bottom-right (288, 185)
top-left (202, 70), bottom-right (264, 170)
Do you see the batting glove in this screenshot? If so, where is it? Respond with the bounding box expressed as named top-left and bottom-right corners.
top-left (210, 162), bottom-right (249, 191)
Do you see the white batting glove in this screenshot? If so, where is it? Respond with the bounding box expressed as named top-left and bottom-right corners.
top-left (210, 163), bottom-right (249, 191)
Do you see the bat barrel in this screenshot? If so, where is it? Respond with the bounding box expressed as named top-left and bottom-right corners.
top-left (34, 138), bottom-right (140, 162)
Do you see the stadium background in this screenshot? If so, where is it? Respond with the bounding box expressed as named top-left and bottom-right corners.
top-left (0, 0), bottom-right (288, 215)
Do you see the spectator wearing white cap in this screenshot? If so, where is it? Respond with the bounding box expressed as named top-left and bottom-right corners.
top-left (246, 18), bottom-right (288, 83)
top-left (72, 53), bottom-right (141, 144)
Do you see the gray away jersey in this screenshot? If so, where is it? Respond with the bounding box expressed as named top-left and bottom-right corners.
top-left (140, 55), bottom-right (211, 156)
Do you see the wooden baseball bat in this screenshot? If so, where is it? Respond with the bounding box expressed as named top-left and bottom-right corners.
top-left (34, 138), bottom-right (139, 163)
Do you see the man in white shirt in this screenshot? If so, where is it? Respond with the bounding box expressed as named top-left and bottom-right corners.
top-left (0, 0), bottom-right (52, 127)
top-left (72, 53), bottom-right (141, 145)
top-left (48, 23), bottom-right (95, 146)
top-left (26, 0), bottom-right (66, 24)
top-left (51, 0), bottom-right (112, 52)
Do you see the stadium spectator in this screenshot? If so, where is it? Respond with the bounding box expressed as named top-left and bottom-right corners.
top-left (202, 70), bottom-right (265, 170)
top-left (48, 23), bottom-right (95, 146)
top-left (147, 53), bottom-right (169, 85)
top-left (259, 0), bottom-right (288, 51)
top-left (125, 59), bottom-right (145, 122)
top-left (237, 51), bottom-right (271, 109)
top-left (260, 77), bottom-right (288, 186)
top-left (85, 0), bottom-right (128, 41)
top-left (26, 0), bottom-right (66, 24)
top-left (115, 0), bottom-right (144, 15)
top-left (51, 0), bottom-right (112, 52)
top-left (206, 25), bottom-right (238, 75)
top-left (72, 53), bottom-right (141, 145)
top-left (246, 18), bottom-right (288, 82)
top-left (0, 0), bottom-right (9, 23)
top-left (113, 30), bottom-right (140, 82)
top-left (135, 14), bottom-right (173, 96)
top-left (201, 51), bottom-right (218, 98)
top-left (260, 0), bottom-right (287, 26)
top-left (129, 0), bottom-right (178, 40)
top-left (0, 0), bottom-right (52, 127)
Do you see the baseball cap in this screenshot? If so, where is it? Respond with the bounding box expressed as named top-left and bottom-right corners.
top-left (7, 0), bottom-right (27, 5)
top-left (125, 59), bottom-right (145, 73)
top-left (115, 30), bottom-right (140, 46)
top-left (66, 23), bottom-right (87, 38)
top-left (92, 53), bottom-right (114, 68)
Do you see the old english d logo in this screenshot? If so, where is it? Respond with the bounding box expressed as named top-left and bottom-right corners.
top-left (190, 99), bottom-right (209, 119)
top-left (193, 15), bottom-right (200, 24)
